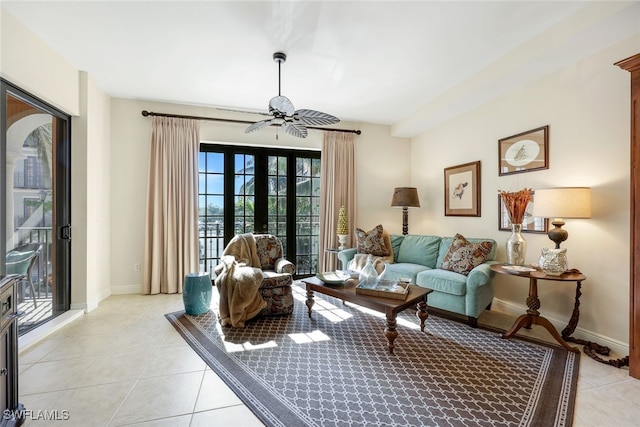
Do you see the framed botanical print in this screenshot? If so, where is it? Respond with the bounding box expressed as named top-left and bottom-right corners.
top-left (498, 125), bottom-right (549, 176)
top-left (444, 161), bottom-right (481, 217)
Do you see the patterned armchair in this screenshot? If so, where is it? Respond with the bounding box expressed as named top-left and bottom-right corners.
top-left (254, 234), bottom-right (296, 316)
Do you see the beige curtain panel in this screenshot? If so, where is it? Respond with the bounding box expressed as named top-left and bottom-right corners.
top-left (319, 131), bottom-right (356, 272)
top-left (143, 117), bottom-right (200, 294)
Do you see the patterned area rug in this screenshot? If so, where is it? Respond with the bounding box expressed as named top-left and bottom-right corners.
top-left (166, 284), bottom-right (579, 426)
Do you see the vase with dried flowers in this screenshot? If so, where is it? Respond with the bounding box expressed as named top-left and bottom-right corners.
top-left (336, 205), bottom-right (349, 250)
top-left (499, 188), bottom-right (532, 265)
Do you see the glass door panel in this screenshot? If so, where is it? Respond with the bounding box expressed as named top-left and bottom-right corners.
top-left (295, 157), bottom-right (320, 275)
top-left (234, 154), bottom-right (255, 234)
top-left (267, 155), bottom-right (287, 254)
top-left (1, 81), bottom-right (71, 334)
top-left (198, 152), bottom-right (224, 274)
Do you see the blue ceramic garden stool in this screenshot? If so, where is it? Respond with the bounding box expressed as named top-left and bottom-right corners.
top-left (183, 272), bottom-right (212, 315)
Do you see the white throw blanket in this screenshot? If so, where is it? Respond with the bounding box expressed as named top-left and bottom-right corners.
top-left (214, 234), bottom-right (266, 327)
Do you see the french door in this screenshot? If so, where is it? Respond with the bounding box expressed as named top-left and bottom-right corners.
top-left (198, 144), bottom-right (320, 277)
top-left (0, 79), bottom-right (71, 335)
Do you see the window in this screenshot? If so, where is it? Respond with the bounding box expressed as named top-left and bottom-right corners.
top-left (198, 144), bottom-right (321, 277)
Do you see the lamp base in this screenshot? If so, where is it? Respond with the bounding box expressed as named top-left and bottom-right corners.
top-left (548, 219), bottom-right (568, 249)
top-left (401, 207), bottom-right (409, 235)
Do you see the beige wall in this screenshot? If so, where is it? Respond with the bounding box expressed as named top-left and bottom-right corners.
top-left (109, 99), bottom-right (412, 292)
top-left (0, 9), bottom-right (79, 115)
top-left (410, 35), bottom-right (639, 352)
top-left (1, 9), bottom-right (111, 311)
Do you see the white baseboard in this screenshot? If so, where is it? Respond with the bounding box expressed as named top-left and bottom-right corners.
top-left (18, 309), bottom-right (85, 353)
top-left (491, 298), bottom-right (629, 358)
top-left (111, 284), bottom-right (142, 295)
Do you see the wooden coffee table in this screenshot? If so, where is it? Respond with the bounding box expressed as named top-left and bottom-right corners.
top-left (301, 276), bottom-right (432, 354)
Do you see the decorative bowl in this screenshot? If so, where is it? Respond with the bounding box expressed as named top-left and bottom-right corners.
top-left (316, 271), bottom-right (350, 285)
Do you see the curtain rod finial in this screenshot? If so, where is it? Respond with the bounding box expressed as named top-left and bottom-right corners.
top-left (142, 110), bottom-right (150, 117)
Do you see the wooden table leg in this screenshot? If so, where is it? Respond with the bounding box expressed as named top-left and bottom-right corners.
top-left (561, 280), bottom-right (582, 340)
top-left (416, 298), bottom-right (429, 332)
top-left (535, 316), bottom-right (580, 353)
top-left (504, 278), bottom-right (540, 338)
top-left (502, 314), bottom-right (533, 339)
top-left (503, 277), bottom-right (579, 352)
top-left (305, 289), bottom-right (314, 318)
top-left (384, 314), bottom-right (398, 354)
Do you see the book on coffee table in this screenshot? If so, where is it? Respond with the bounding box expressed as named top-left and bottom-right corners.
top-left (355, 279), bottom-right (410, 300)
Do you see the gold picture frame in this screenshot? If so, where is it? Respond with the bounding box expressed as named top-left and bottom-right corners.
top-left (444, 161), bottom-right (481, 217)
top-left (498, 125), bottom-right (549, 176)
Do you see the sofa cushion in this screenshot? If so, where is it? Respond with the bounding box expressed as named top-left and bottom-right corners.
top-left (397, 235), bottom-right (441, 268)
top-left (382, 262), bottom-right (431, 284)
top-left (355, 224), bottom-right (390, 256)
top-left (416, 269), bottom-right (468, 295)
top-left (439, 234), bottom-right (494, 275)
top-left (389, 234), bottom-right (405, 263)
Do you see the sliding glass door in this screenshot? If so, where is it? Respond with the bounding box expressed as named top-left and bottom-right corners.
top-left (198, 144), bottom-right (320, 277)
top-left (0, 79), bottom-right (71, 335)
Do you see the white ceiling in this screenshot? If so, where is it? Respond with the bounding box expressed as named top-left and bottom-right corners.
top-left (3, 1), bottom-right (639, 137)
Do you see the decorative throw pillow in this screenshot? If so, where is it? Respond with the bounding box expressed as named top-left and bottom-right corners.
top-left (355, 224), bottom-right (390, 257)
top-left (439, 233), bottom-right (494, 276)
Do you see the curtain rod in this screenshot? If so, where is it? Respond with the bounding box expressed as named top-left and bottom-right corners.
top-left (141, 110), bottom-right (361, 135)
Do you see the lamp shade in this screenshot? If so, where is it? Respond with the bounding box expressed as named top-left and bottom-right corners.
top-left (532, 187), bottom-right (591, 219)
top-left (391, 187), bottom-right (420, 208)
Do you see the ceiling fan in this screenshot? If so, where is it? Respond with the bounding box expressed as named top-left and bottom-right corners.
top-left (245, 52), bottom-right (340, 138)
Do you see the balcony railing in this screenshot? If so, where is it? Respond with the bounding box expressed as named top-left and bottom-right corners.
top-left (13, 171), bottom-right (46, 189)
top-left (14, 226), bottom-right (52, 300)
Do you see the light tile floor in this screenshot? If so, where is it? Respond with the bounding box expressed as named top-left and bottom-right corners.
top-left (17, 286), bottom-right (640, 426)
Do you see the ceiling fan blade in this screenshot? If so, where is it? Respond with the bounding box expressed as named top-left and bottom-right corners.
top-left (282, 120), bottom-right (308, 138)
top-left (269, 96), bottom-right (296, 116)
top-left (295, 109), bottom-right (340, 126)
top-left (250, 52), bottom-right (341, 136)
top-left (245, 119), bottom-right (274, 134)
top-left (215, 106), bottom-right (271, 116)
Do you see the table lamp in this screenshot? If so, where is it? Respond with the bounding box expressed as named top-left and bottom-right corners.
top-left (391, 187), bottom-right (420, 235)
top-left (532, 187), bottom-right (592, 248)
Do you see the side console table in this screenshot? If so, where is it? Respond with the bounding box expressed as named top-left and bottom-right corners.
top-left (490, 264), bottom-right (585, 353)
top-left (491, 264), bottom-right (628, 366)
top-left (0, 274), bottom-right (25, 426)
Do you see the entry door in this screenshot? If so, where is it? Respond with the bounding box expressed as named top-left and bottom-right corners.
top-left (198, 145), bottom-right (320, 277)
top-left (1, 79), bottom-right (71, 334)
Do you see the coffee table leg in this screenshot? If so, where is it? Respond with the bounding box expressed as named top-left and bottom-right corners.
top-left (385, 315), bottom-right (398, 354)
top-left (306, 290), bottom-right (314, 318)
top-left (416, 299), bottom-right (429, 332)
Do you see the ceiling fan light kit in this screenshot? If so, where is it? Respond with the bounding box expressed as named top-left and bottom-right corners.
top-left (245, 52), bottom-right (340, 138)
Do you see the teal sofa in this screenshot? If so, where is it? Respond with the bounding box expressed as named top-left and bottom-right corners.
top-left (338, 234), bottom-right (498, 327)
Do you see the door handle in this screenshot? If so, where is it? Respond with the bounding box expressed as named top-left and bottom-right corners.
top-left (60, 224), bottom-right (71, 241)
